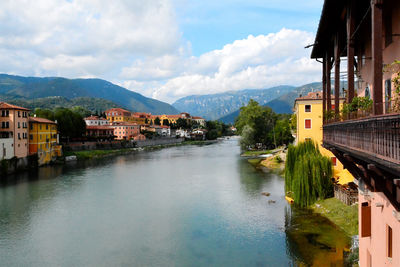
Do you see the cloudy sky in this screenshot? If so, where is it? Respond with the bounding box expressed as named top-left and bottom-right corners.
top-left (0, 0), bottom-right (324, 103)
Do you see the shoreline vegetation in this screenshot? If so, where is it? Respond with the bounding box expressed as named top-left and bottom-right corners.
top-left (63, 140), bottom-right (218, 161)
top-left (244, 146), bottom-right (358, 240)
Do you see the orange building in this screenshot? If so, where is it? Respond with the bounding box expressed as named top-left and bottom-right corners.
top-left (0, 102), bottom-right (29, 158)
top-left (112, 123), bottom-right (140, 140)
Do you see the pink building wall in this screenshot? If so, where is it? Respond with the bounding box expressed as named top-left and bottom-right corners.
top-left (0, 106), bottom-right (29, 158)
top-left (359, 191), bottom-right (400, 266)
top-left (357, 1), bottom-right (400, 113)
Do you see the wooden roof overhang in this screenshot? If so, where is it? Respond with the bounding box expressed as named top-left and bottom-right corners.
top-left (311, 0), bottom-right (371, 59)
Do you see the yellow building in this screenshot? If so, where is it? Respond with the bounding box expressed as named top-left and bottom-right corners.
top-left (105, 108), bottom-right (133, 123)
top-left (294, 91), bottom-right (345, 174)
top-left (29, 117), bottom-right (61, 166)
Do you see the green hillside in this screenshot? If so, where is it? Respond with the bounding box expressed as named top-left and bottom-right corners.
top-left (0, 96), bottom-right (123, 114)
top-left (218, 82), bottom-right (323, 124)
top-left (0, 74), bottom-right (179, 114)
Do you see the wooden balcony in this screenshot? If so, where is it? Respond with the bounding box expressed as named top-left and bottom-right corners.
top-left (323, 114), bottom-right (400, 210)
top-left (323, 113), bottom-right (400, 176)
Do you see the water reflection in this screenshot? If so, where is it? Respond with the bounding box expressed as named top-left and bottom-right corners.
top-left (0, 140), bottom-right (351, 266)
top-left (285, 206), bottom-right (351, 266)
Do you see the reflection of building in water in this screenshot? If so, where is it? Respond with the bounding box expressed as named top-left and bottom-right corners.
top-left (284, 207), bottom-right (350, 266)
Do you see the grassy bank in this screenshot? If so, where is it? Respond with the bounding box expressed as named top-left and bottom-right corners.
top-left (63, 140), bottom-right (217, 161)
top-left (312, 197), bottom-right (358, 237)
top-left (64, 148), bottom-right (136, 160)
top-left (241, 150), bottom-right (271, 157)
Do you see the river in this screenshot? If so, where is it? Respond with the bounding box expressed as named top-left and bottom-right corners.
top-left (0, 139), bottom-right (350, 266)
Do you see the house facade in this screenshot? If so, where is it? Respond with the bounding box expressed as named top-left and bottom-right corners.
top-left (0, 102), bottom-right (29, 158)
top-left (112, 123), bottom-right (140, 140)
top-left (84, 115), bottom-right (109, 126)
top-left (311, 1), bottom-right (400, 266)
top-left (105, 108), bottom-right (133, 123)
top-left (294, 92), bottom-right (345, 172)
top-left (28, 117), bottom-right (61, 165)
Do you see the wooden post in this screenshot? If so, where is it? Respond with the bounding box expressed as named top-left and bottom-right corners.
top-left (323, 57), bottom-right (327, 122)
top-left (347, 2), bottom-right (355, 104)
top-left (372, 0), bottom-right (383, 115)
top-left (326, 54), bottom-right (332, 112)
top-left (334, 36), bottom-right (340, 118)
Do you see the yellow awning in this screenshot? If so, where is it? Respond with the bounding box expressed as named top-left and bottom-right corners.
top-left (336, 169), bottom-right (354, 185)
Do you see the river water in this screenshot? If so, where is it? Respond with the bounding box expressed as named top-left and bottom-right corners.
top-left (0, 139), bottom-right (350, 266)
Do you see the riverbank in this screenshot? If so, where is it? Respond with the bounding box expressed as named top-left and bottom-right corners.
top-left (312, 197), bottom-right (358, 237)
top-left (63, 140), bottom-right (218, 161)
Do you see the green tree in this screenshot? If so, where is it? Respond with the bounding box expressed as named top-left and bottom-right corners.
top-left (162, 119), bottom-right (170, 126)
top-left (54, 108), bottom-right (86, 139)
top-left (34, 108), bottom-right (55, 121)
top-left (154, 117), bottom-right (161, 125)
top-left (285, 140), bottom-right (333, 207)
top-left (176, 118), bottom-right (188, 129)
top-left (235, 99), bottom-right (276, 148)
top-left (239, 125), bottom-right (255, 150)
top-left (274, 119), bottom-right (294, 146)
top-left (71, 106), bottom-right (91, 118)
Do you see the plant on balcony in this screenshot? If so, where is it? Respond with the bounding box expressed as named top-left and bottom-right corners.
top-left (285, 140), bottom-right (333, 208)
top-left (341, 96), bottom-right (372, 119)
top-left (323, 110), bottom-right (335, 121)
top-left (388, 60), bottom-right (400, 112)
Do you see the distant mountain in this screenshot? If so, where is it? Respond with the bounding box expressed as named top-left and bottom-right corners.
top-left (218, 82), bottom-right (323, 124)
top-left (0, 74), bottom-right (178, 114)
top-left (0, 95), bottom-right (123, 114)
top-left (172, 85), bottom-right (295, 120)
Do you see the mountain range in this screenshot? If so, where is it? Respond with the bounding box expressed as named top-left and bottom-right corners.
top-left (0, 74), bottom-right (178, 114)
top-left (210, 82), bottom-right (323, 124)
top-left (172, 85), bottom-right (295, 120)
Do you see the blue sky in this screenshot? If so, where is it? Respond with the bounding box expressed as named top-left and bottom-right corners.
top-left (0, 0), bottom-right (325, 103)
top-left (176, 0), bottom-right (324, 55)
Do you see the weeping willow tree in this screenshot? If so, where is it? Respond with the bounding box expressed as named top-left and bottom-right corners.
top-left (285, 140), bottom-right (333, 207)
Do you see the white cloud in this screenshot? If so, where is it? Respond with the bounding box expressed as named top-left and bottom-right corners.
top-left (0, 1), bottom-right (321, 104)
top-left (0, 0), bottom-right (180, 77)
top-left (122, 28), bottom-right (321, 103)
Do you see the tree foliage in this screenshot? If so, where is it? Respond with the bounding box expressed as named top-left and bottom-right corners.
top-left (34, 107), bottom-right (86, 139)
top-left (235, 99), bottom-right (293, 149)
top-left (154, 117), bottom-right (161, 125)
top-left (285, 140), bottom-right (333, 207)
top-left (162, 119), bottom-right (170, 126)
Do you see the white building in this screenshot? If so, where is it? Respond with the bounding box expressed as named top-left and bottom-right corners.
top-left (0, 138), bottom-right (14, 159)
top-left (84, 116), bottom-right (109, 126)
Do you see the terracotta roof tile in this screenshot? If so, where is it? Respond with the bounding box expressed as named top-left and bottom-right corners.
top-left (0, 102), bottom-right (30, 111)
top-left (29, 117), bottom-right (56, 124)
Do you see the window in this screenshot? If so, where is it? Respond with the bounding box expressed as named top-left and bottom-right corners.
top-left (30, 134), bottom-right (33, 140)
top-left (388, 225), bottom-right (393, 258)
top-left (305, 105), bottom-right (311, 112)
top-left (305, 119), bottom-right (311, 129)
top-left (30, 123), bottom-right (33, 130)
top-left (18, 133), bottom-right (21, 140)
top-left (18, 122), bottom-right (20, 128)
top-left (1, 110), bottom-right (9, 117)
top-left (46, 124), bottom-right (48, 130)
top-left (361, 202), bottom-right (371, 237)
top-left (331, 157), bottom-right (337, 166)
top-left (18, 111), bottom-right (20, 117)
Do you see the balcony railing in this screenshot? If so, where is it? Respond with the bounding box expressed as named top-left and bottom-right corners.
top-left (323, 113), bottom-right (400, 165)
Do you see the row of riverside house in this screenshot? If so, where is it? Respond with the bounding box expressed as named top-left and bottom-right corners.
top-left (0, 102), bottom-right (62, 167)
top-left (84, 108), bottom-right (206, 141)
top-left (311, 0), bottom-right (400, 266)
